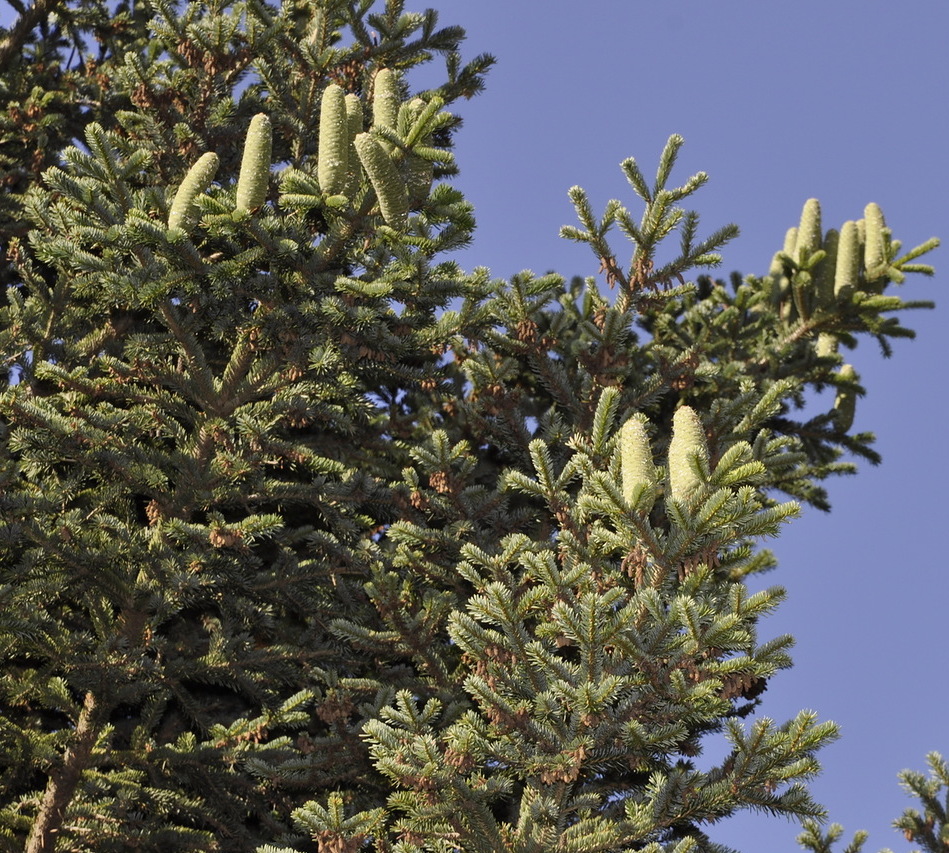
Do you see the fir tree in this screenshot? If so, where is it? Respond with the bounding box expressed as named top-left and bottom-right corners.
top-left (798, 753), bottom-right (949, 853)
top-left (0, 1), bottom-right (940, 852)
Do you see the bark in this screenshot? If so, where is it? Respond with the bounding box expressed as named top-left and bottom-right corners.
top-left (25, 690), bottom-right (102, 853)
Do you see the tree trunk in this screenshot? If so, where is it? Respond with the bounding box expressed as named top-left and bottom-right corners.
top-left (25, 691), bottom-right (101, 853)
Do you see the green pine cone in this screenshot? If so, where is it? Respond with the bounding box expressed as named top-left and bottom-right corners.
top-left (863, 202), bottom-right (886, 275)
top-left (354, 132), bottom-right (409, 229)
top-left (344, 93), bottom-right (364, 198)
top-left (403, 152), bottom-right (434, 207)
top-left (235, 113), bottom-right (272, 213)
top-left (668, 406), bottom-right (709, 504)
top-left (317, 84), bottom-right (349, 197)
top-left (619, 413), bottom-right (655, 505)
top-left (782, 225), bottom-right (799, 258)
top-left (168, 151), bottom-right (219, 231)
top-left (833, 364), bottom-right (859, 431)
top-left (771, 226), bottom-right (798, 316)
top-left (814, 227), bottom-right (839, 308)
top-left (372, 68), bottom-right (399, 134)
top-left (834, 220), bottom-right (860, 299)
top-left (815, 332), bottom-right (838, 358)
top-left (797, 198), bottom-right (822, 260)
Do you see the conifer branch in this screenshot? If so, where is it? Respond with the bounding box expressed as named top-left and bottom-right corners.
top-left (0, 0), bottom-right (59, 71)
top-left (25, 692), bottom-right (104, 853)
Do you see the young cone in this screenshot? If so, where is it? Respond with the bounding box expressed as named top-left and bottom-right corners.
top-left (619, 413), bottom-right (655, 505)
top-left (668, 405), bottom-right (709, 503)
top-left (797, 198), bottom-right (822, 259)
top-left (317, 84), bottom-right (349, 197)
top-left (814, 227), bottom-right (839, 309)
top-left (834, 220), bottom-right (860, 299)
top-left (833, 364), bottom-right (859, 431)
top-left (863, 202), bottom-right (886, 275)
top-left (354, 132), bottom-right (409, 229)
top-left (372, 68), bottom-right (399, 134)
top-left (783, 225), bottom-right (799, 258)
top-left (235, 113), bottom-right (272, 212)
top-left (343, 93), bottom-right (364, 197)
top-left (167, 152), bottom-right (219, 231)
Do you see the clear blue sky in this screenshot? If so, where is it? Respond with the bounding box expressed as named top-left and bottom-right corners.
top-left (2, 1), bottom-right (945, 849)
top-left (426, 2), bottom-right (948, 850)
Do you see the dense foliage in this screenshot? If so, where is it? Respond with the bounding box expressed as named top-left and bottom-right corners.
top-left (0, 1), bottom-right (940, 851)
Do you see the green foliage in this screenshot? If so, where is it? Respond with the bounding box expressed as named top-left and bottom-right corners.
top-left (798, 753), bottom-right (949, 853)
top-left (891, 753), bottom-right (949, 853)
top-left (0, 1), bottom-right (940, 852)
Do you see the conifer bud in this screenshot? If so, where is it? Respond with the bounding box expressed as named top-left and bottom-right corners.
top-left (834, 220), bottom-right (860, 299)
top-left (372, 68), bottom-right (399, 134)
top-left (668, 406), bottom-right (708, 503)
top-left (619, 414), bottom-right (655, 505)
top-left (354, 132), bottom-right (409, 229)
top-left (863, 202), bottom-right (886, 275)
top-left (235, 113), bottom-right (272, 213)
top-left (168, 152), bottom-right (219, 231)
top-left (833, 364), bottom-right (859, 431)
top-left (317, 84), bottom-right (348, 197)
top-left (797, 198), bottom-right (822, 259)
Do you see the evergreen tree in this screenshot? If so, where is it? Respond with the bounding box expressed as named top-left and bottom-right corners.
top-left (799, 753), bottom-right (949, 853)
top-left (0, 1), bottom-right (939, 851)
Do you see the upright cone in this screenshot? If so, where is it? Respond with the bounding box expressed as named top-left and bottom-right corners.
top-left (668, 406), bottom-right (709, 503)
top-left (235, 113), bottom-right (272, 212)
top-left (317, 84), bottom-right (349, 197)
top-left (168, 152), bottom-right (219, 231)
top-left (619, 414), bottom-right (655, 505)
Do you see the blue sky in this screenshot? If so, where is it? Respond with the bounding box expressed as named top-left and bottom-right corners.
top-left (1, 0), bottom-right (945, 849)
top-left (427, 2), bottom-right (948, 849)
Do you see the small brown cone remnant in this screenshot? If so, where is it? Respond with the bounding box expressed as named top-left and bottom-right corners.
top-left (668, 405), bottom-right (708, 503)
top-left (619, 413), bottom-right (654, 505)
top-left (235, 113), bottom-right (272, 213)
